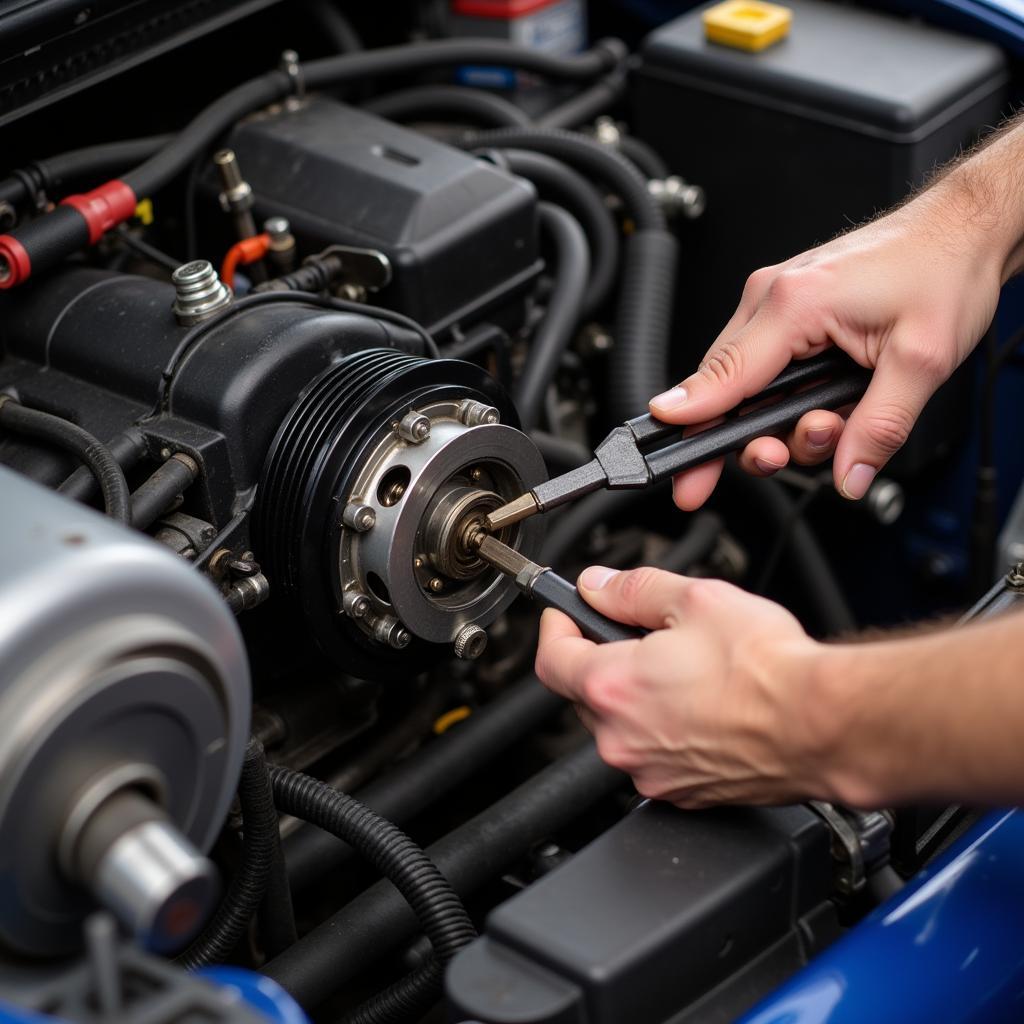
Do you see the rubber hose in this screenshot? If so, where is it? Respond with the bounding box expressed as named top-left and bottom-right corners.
top-left (537, 67), bottom-right (628, 130)
top-left (0, 399), bottom-right (131, 523)
top-left (514, 203), bottom-right (589, 431)
top-left (305, 0), bottom-right (363, 52)
top-left (38, 135), bottom-right (171, 193)
top-left (284, 676), bottom-right (563, 892)
top-left (459, 126), bottom-right (665, 230)
top-left (610, 227), bottom-right (679, 422)
top-left (655, 511), bottom-right (723, 574)
top-left (58, 427), bottom-right (147, 503)
top-left (365, 85), bottom-right (531, 128)
top-left (500, 150), bottom-right (619, 317)
top-left (619, 135), bottom-right (669, 181)
top-left (269, 766), bottom-right (476, 1023)
top-left (723, 464), bottom-right (856, 636)
top-left (264, 743), bottom-right (623, 1008)
top-left (178, 739), bottom-right (277, 969)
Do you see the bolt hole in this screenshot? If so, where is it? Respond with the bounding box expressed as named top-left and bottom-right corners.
top-left (366, 571), bottom-right (391, 605)
top-left (378, 466), bottom-right (411, 507)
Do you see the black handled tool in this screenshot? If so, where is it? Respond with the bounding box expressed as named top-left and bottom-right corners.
top-left (475, 534), bottom-right (644, 643)
top-left (486, 350), bottom-right (871, 531)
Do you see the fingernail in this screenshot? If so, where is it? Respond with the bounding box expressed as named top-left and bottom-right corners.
top-left (650, 385), bottom-right (688, 412)
top-left (840, 463), bottom-right (876, 500)
top-left (806, 427), bottom-right (834, 450)
top-left (580, 566), bottom-right (619, 591)
top-left (754, 457), bottom-right (783, 475)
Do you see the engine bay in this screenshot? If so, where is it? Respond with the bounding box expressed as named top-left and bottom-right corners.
top-left (1, 2), bottom-right (1023, 1022)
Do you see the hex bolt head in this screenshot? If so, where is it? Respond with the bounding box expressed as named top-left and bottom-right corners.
top-left (459, 401), bottom-right (501, 427)
top-left (864, 478), bottom-right (905, 526)
top-left (343, 503), bottom-right (376, 532)
top-left (392, 628), bottom-right (412, 650)
top-left (428, 577), bottom-right (445, 594)
top-left (398, 411), bottom-right (431, 444)
top-left (343, 591), bottom-right (371, 619)
top-left (374, 616), bottom-right (412, 650)
top-left (453, 624), bottom-right (488, 660)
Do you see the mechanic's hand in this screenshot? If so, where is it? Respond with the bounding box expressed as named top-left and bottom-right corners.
top-left (534, 565), bottom-right (829, 808)
top-left (650, 195), bottom-right (1004, 509)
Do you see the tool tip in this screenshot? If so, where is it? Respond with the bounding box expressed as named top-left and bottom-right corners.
top-left (484, 493), bottom-right (539, 532)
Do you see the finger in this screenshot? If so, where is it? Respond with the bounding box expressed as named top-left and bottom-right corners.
top-left (672, 458), bottom-right (723, 511)
top-left (534, 608), bottom-right (599, 703)
top-left (787, 410), bottom-right (845, 466)
top-left (832, 342), bottom-right (939, 498)
top-left (736, 436), bottom-right (790, 477)
top-left (576, 565), bottom-right (694, 630)
top-left (650, 304), bottom-right (825, 425)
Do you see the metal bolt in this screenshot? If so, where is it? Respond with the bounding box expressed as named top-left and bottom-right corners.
top-left (227, 557), bottom-right (260, 577)
top-left (594, 116), bottom-right (622, 147)
top-left (337, 283), bottom-right (367, 303)
top-left (648, 176), bottom-right (706, 220)
top-left (428, 577), bottom-right (445, 593)
top-left (342, 503), bottom-right (376, 532)
top-left (373, 616), bottom-right (411, 649)
top-left (453, 624), bottom-right (488, 661)
top-left (343, 591), bottom-right (372, 619)
top-left (398, 411), bottom-right (431, 444)
top-left (264, 216), bottom-right (291, 242)
top-left (171, 260), bottom-right (232, 325)
top-left (469, 467), bottom-right (485, 483)
top-left (459, 400), bottom-right (501, 427)
top-left (864, 478), bottom-right (905, 526)
top-left (414, 555), bottom-right (425, 569)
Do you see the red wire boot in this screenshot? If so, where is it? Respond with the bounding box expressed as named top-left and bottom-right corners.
top-left (221, 233), bottom-right (271, 290)
top-left (0, 180), bottom-right (137, 289)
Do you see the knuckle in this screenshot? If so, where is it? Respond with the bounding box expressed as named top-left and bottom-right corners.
top-left (699, 342), bottom-right (745, 387)
top-left (633, 774), bottom-right (666, 800)
top-left (595, 732), bottom-right (636, 772)
top-left (897, 337), bottom-right (955, 383)
top-left (617, 566), bottom-right (662, 608)
top-left (860, 403), bottom-right (915, 455)
top-left (742, 266), bottom-right (773, 300)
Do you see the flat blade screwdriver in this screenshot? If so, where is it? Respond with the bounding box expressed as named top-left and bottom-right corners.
top-left (474, 534), bottom-right (644, 644)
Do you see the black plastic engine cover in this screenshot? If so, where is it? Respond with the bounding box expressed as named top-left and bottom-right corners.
top-left (446, 800), bottom-right (837, 1024)
top-left (215, 97), bottom-right (541, 334)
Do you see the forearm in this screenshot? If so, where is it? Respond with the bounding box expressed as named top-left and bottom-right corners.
top-left (809, 610), bottom-right (1024, 807)
top-left (911, 112), bottom-right (1024, 284)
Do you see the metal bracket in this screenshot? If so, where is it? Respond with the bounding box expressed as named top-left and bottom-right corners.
top-left (809, 801), bottom-right (893, 894)
top-left (317, 245), bottom-right (392, 293)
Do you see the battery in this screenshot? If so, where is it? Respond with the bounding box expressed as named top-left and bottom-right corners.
top-left (449, 1), bottom-right (587, 88)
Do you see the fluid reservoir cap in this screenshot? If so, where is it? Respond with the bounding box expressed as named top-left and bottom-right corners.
top-left (703, 0), bottom-right (793, 52)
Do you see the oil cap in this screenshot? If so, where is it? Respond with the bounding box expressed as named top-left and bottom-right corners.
top-left (703, 0), bottom-right (792, 52)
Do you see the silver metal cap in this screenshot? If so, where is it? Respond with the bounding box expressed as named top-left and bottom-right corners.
top-left (94, 819), bottom-right (219, 953)
top-left (171, 260), bottom-right (232, 326)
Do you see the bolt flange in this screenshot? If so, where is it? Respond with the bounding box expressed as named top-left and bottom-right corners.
top-left (398, 411), bottom-right (431, 444)
top-left (343, 503), bottom-right (376, 532)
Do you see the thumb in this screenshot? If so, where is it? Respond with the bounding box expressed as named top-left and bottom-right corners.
top-left (649, 309), bottom-right (809, 425)
top-left (832, 343), bottom-right (938, 499)
top-left (577, 565), bottom-right (692, 630)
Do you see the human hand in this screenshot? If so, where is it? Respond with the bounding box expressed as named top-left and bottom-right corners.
top-left (534, 565), bottom-right (831, 808)
top-left (651, 189), bottom-right (1005, 509)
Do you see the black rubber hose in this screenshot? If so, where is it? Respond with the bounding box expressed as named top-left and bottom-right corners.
top-left (269, 766), bottom-right (476, 1024)
top-left (284, 676), bottom-right (563, 891)
top-left (264, 743), bottom-right (624, 1008)
top-left (58, 427), bottom-right (147, 503)
top-left (514, 203), bottom-right (589, 431)
top-left (130, 453), bottom-right (199, 530)
top-left (723, 464), bottom-right (856, 636)
top-left (125, 73), bottom-right (290, 197)
top-left (0, 398), bottom-right (131, 523)
top-left (500, 149), bottom-right (619, 317)
top-left (459, 126), bottom-right (664, 230)
top-left (610, 227), bottom-right (680, 422)
top-left (655, 511), bottom-right (723, 574)
top-left (530, 430), bottom-right (591, 472)
top-left (619, 135), bottom-right (669, 181)
top-left (37, 135), bottom-right (171, 194)
top-left (305, 0), bottom-right (363, 52)
top-left (537, 67), bottom-right (628, 130)
top-left (178, 739), bottom-right (277, 969)
top-left (365, 85), bottom-right (531, 128)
